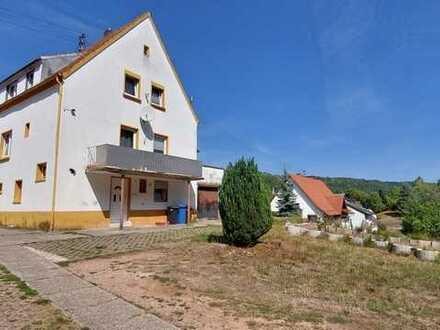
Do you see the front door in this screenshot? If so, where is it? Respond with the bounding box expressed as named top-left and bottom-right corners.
top-left (110, 177), bottom-right (129, 224)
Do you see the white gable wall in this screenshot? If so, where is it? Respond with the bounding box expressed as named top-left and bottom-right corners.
top-left (292, 182), bottom-right (323, 219)
top-left (347, 206), bottom-right (367, 229)
top-left (56, 18), bottom-right (198, 211)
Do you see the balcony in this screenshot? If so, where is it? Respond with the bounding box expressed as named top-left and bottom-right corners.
top-left (87, 144), bottom-right (203, 180)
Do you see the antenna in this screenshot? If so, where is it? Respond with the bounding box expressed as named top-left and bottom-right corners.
top-left (78, 33), bottom-right (87, 52)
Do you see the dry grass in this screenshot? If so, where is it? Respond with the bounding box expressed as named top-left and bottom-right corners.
top-left (68, 220), bottom-right (440, 329)
top-left (0, 264), bottom-right (80, 330)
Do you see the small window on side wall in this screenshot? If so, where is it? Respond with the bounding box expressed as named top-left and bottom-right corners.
top-left (139, 179), bottom-right (147, 194)
top-left (0, 183), bottom-right (3, 195)
top-left (143, 45), bottom-right (150, 57)
top-left (151, 83), bottom-right (165, 110)
top-left (1, 130), bottom-right (12, 159)
top-left (13, 180), bottom-right (22, 204)
top-left (24, 123), bottom-right (30, 138)
top-left (35, 162), bottom-right (47, 182)
top-left (154, 180), bottom-right (168, 203)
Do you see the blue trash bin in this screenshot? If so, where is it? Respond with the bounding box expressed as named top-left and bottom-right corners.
top-left (176, 205), bottom-right (187, 224)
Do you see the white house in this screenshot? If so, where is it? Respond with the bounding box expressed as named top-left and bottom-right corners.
top-left (273, 174), bottom-right (347, 221)
top-left (346, 201), bottom-right (377, 230)
top-left (0, 13), bottom-right (202, 230)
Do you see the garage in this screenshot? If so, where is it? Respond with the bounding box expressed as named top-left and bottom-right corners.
top-left (197, 185), bottom-right (220, 219)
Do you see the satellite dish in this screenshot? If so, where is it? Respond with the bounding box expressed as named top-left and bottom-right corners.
top-left (140, 106), bottom-right (155, 123)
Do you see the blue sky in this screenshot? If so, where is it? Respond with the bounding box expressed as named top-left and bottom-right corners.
top-left (1, 0), bottom-right (439, 181)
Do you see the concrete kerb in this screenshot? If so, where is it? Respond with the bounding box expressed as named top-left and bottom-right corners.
top-left (285, 224), bottom-right (440, 263)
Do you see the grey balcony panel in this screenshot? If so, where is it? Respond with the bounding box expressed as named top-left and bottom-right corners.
top-left (90, 144), bottom-right (202, 179)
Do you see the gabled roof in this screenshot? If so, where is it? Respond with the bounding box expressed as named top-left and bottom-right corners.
top-left (0, 12), bottom-right (199, 122)
top-left (289, 174), bottom-right (346, 216)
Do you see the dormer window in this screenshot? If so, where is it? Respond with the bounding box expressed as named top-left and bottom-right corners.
top-left (151, 83), bottom-right (165, 110)
top-left (6, 82), bottom-right (17, 100)
top-left (26, 71), bottom-right (34, 89)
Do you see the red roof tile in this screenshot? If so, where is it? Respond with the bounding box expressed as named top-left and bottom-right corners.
top-left (289, 175), bottom-right (346, 216)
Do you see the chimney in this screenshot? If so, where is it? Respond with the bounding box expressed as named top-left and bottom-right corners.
top-left (78, 33), bottom-right (87, 52)
top-left (104, 27), bottom-right (112, 37)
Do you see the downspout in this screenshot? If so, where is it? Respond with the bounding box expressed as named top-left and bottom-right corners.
top-left (50, 74), bottom-right (64, 231)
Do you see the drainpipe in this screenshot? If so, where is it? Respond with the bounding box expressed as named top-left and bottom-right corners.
top-left (50, 74), bottom-right (64, 231)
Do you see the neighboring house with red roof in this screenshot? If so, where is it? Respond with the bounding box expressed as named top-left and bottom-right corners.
top-left (287, 174), bottom-right (348, 221)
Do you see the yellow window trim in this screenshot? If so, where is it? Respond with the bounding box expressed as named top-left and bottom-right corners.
top-left (0, 129), bottom-right (12, 161)
top-left (24, 122), bottom-right (31, 138)
top-left (13, 179), bottom-right (22, 204)
top-left (35, 162), bottom-right (47, 183)
top-left (123, 69), bottom-right (142, 103)
top-left (120, 124), bottom-right (139, 149)
top-left (151, 81), bottom-right (166, 111)
top-left (154, 133), bottom-right (169, 155)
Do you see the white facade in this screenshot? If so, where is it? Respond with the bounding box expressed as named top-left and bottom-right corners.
top-left (199, 166), bottom-right (224, 186)
top-left (292, 183), bottom-right (323, 219)
top-left (0, 14), bottom-right (201, 229)
top-left (270, 195), bottom-right (280, 213)
top-left (271, 182), bottom-right (322, 218)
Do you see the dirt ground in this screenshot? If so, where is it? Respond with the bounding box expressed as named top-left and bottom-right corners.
top-left (0, 265), bottom-right (79, 330)
top-left (67, 222), bottom-right (440, 330)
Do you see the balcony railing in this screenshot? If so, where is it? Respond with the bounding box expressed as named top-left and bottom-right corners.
top-left (87, 144), bottom-right (202, 180)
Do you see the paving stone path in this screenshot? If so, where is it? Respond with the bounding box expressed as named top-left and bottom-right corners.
top-left (28, 226), bottom-right (221, 261)
top-left (0, 227), bottom-right (217, 329)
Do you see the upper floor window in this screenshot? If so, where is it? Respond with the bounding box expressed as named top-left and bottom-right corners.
top-left (143, 45), bottom-right (150, 57)
top-left (123, 70), bottom-right (141, 102)
top-left (0, 183), bottom-right (3, 195)
top-left (1, 130), bottom-right (12, 160)
top-left (24, 122), bottom-right (30, 138)
top-left (6, 81), bottom-right (17, 100)
top-left (120, 125), bottom-right (138, 149)
top-left (151, 83), bottom-right (165, 110)
top-left (35, 162), bottom-right (47, 183)
top-left (26, 71), bottom-right (34, 89)
top-left (153, 134), bottom-right (168, 154)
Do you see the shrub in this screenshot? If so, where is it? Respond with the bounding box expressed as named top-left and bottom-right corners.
top-left (219, 158), bottom-right (272, 246)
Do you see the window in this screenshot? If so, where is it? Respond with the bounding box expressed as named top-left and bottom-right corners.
top-left (143, 45), bottom-right (150, 57)
top-left (35, 162), bottom-right (47, 182)
top-left (6, 81), bottom-right (17, 100)
top-left (151, 83), bottom-right (165, 109)
top-left (153, 134), bottom-right (168, 154)
top-left (120, 126), bottom-right (137, 148)
top-left (139, 179), bottom-right (147, 194)
top-left (123, 70), bottom-right (141, 101)
top-left (26, 71), bottom-right (34, 89)
top-left (24, 123), bottom-right (30, 138)
top-left (0, 183), bottom-right (3, 195)
top-left (13, 180), bottom-right (22, 204)
top-left (154, 180), bottom-right (168, 203)
top-left (0, 131), bottom-right (12, 159)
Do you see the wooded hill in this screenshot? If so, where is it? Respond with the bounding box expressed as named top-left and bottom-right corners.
top-left (260, 172), bottom-right (411, 194)
top-left (316, 177), bottom-right (411, 194)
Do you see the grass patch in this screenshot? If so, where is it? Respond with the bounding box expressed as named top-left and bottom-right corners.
top-left (0, 264), bottom-right (38, 298)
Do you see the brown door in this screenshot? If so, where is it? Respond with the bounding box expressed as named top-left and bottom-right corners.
top-left (198, 186), bottom-right (219, 219)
